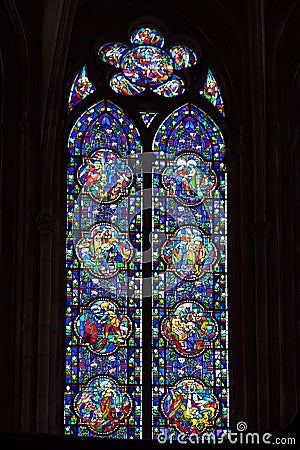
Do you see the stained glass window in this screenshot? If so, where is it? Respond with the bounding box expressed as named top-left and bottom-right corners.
top-left (152, 104), bottom-right (228, 440)
top-left (66, 24), bottom-right (228, 442)
top-left (200, 69), bottom-right (225, 116)
top-left (65, 100), bottom-right (143, 438)
top-left (98, 27), bottom-right (196, 97)
top-left (140, 112), bottom-right (157, 128)
top-left (68, 65), bottom-right (96, 112)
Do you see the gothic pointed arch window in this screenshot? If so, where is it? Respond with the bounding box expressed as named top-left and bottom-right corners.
top-left (65, 22), bottom-right (228, 441)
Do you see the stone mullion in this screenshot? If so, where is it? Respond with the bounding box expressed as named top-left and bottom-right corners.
top-left (276, 6), bottom-right (300, 426)
top-left (13, 115), bottom-right (38, 432)
top-left (278, 107), bottom-right (298, 428)
top-left (36, 214), bottom-right (57, 432)
top-left (36, 0), bottom-right (78, 433)
top-left (247, 0), bottom-right (270, 432)
top-left (266, 41), bottom-right (284, 429)
top-left (256, 1), bottom-right (300, 432)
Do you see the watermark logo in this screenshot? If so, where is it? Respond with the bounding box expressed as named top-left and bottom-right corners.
top-left (157, 421), bottom-right (296, 446)
top-left (72, 151), bottom-right (222, 297)
top-left (236, 420), bottom-right (247, 432)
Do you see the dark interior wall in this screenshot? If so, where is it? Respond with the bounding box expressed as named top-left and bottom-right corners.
top-left (0, 0), bottom-right (38, 432)
top-left (0, 0), bottom-right (298, 440)
top-left (265, 1), bottom-right (300, 432)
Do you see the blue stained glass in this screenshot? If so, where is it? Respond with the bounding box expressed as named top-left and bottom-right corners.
top-left (98, 42), bottom-right (129, 68)
top-left (152, 74), bottom-right (185, 97)
top-left (68, 100), bottom-right (142, 157)
top-left (152, 103), bottom-right (228, 439)
top-left (68, 65), bottom-right (96, 112)
top-left (123, 46), bottom-right (174, 87)
top-left (131, 26), bottom-right (164, 47)
top-left (140, 111), bottom-right (157, 127)
top-left (67, 24), bottom-right (229, 442)
top-left (65, 100), bottom-right (143, 438)
top-left (98, 27), bottom-right (196, 97)
top-left (200, 69), bottom-right (225, 116)
top-left (73, 376), bottom-right (133, 435)
top-left (162, 153), bottom-right (217, 205)
top-left (161, 301), bottom-right (218, 357)
top-left (110, 73), bottom-right (145, 96)
top-left (161, 378), bottom-right (219, 434)
top-left (166, 45), bottom-right (197, 69)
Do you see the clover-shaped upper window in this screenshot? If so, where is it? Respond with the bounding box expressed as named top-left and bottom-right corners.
top-left (98, 26), bottom-right (197, 97)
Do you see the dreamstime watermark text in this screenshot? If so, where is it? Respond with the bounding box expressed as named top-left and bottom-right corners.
top-left (157, 421), bottom-right (296, 445)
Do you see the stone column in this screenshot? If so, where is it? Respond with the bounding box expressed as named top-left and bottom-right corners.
top-left (247, 0), bottom-right (270, 432)
top-left (35, 0), bottom-right (78, 433)
top-left (35, 214), bottom-right (57, 432)
top-left (13, 114), bottom-right (40, 432)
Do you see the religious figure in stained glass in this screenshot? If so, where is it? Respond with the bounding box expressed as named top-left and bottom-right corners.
top-left (161, 378), bottom-right (219, 435)
top-left (68, 65), bottom-right (96, 112)
top-left (77, 149), bottom-right (133, 203)
top-left (162, 226), bottom-right (218, 280)
top-left (152, 103), bottom-right (227, 439)
top-left (161, 302), bottom-right (218, 357)
top-left (75, 299), bottom-right (132, 355)
top-left (200, 69), bottom-right (225, 116)
top-left (73, 376), bottom-right (133, 435)
top-left (162, 153), bottom-right (216, 206)
top-left (98, 26), bottom-right (197, 97)
top-left (76, 224), bottom-right (133, 278)
top-left (66, 24), bottom-right (228, 441)
top-left (65, 100), bottom-right (143, 438)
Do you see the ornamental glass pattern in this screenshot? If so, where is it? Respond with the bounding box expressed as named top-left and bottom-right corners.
top-left (152, 104), bottom-right (228, 439)
top-left (98, 26), bottom-right (196, 97)
top-left (65, 100), bottom-right (143, 438)
top-left (200, 69), bottom-right (225, 117)
top-left (68, 65), bottom-right (96, 113)
top-left (65, 24), bottom-right (228, 441)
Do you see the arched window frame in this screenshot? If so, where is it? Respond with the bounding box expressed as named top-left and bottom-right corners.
top-left (0, 1), bottom-right (299, 443)
top-left (64, 19), bottom-right (230, 441)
